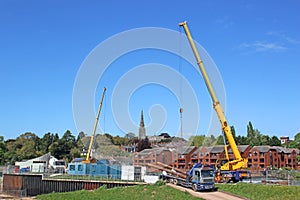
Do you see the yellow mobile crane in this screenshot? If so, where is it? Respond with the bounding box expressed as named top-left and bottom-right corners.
top-left (83, 87), bottom-right (106, 164)
top-left (179, 21), bottom-right (248, 181)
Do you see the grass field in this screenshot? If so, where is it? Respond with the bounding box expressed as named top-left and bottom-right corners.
top-left (36, 181), bottom-right (300, 200)
top-left (36, 181), bottom-right (203, 200)
top-left (217, 183), bottom-right (300, 200)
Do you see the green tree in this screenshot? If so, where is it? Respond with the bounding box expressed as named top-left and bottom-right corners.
top-left (77, 131), bottom-right (85, 141)
top-left (15, 132), bottom-right (42, 160)
top-left (230, 126), bottom-right (237, 141)
top-left (49, 130), bottom-right (77, 161)
top-left (189, 135), bottom-right (205, 147)
top-left (216, 135), bottom-right (225, 145)
top-left (289, 132), bottom-right (300, 148)
top-left (269, 136), bottom-right (281, 146)
top-left (203, 135), bottom-right (217, 146)
top-left (0, 136), bottom-right (7, 165)
top-left (247, 122), bottom-right (262, 146)
top-left (261, 135), bottom-right (271, 145)
top-left (236, 135), bottom-right (248, 145)
top-left (40, 132), bottom-right (56, 154)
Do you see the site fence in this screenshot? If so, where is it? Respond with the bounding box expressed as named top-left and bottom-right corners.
top-left (0, 189), bottom-right (27, 198)
top-left (2, 173), bottom-right (145, 196)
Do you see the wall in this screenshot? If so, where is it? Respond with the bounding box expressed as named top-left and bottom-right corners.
top-left (3, 174), bottom-right (143, 196)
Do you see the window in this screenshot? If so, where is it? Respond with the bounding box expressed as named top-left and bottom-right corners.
top-left (69, 165), bottom-right (75, 171)
top-left (78, 164), bottom-right (83, 171)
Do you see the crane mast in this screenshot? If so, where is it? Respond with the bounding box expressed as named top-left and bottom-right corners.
top-left (83, 86), bottom-right (106, 163)
top-left (179, 21), bottom-right (247, 170)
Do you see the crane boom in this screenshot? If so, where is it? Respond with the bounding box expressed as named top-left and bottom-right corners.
top-left (84, 86), bottom-right (106, 163)
top-left (179, 21), bottom-right (247, 170)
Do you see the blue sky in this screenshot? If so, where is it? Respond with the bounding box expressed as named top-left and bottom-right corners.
top-left (1, 0), bottom-right (299, 140)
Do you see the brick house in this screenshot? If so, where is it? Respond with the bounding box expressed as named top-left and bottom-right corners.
top-left (178, 145), bottom-right (251, 170)
top-left (172, 146), bottom-right (197, 169)
top-left (204, 146), bottom-right (226, 167)
top-left (134, 147), bottom-right (173, 172)
top-left (227, 145), bottom-right (251, 160)
top-left (249, 146), bottom-right (300, 170)
top-left (275, 147), bottom-right (299, 169)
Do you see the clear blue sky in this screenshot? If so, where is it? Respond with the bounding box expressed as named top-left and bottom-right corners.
top-left (1, 0), bottom-right (299, 140)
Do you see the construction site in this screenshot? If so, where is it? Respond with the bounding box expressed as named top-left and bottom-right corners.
top-left (1, 1), bottom-right (300, 199)
top-left (1, 21), bottom-right (299, 200)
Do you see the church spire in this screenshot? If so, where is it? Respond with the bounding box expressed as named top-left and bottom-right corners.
top-left (138, 110), bottom-right (146, 140)
top-left (140, 110), bottom-right (144, 128)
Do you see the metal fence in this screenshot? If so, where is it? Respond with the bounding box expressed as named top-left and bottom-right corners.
top-left (0, 189), bottom-right (27, 198)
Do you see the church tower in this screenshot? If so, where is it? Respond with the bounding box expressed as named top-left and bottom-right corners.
top-left (138, 110), bottom-right (146, 140)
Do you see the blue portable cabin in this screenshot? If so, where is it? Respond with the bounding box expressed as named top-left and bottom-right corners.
top-left (68, 162), bottom-right (89, 176)
top-left (89, 159), bottom-right (109, 177)
top-left (108, 164), bottom-right (121, 179)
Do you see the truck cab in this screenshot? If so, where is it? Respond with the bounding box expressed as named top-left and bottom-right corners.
top-left (188, 165), bottom-right (215, 191)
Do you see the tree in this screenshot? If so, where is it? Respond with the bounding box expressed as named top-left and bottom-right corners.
top-left (12, 132), bottom-right (42, 161)
top-left (0, 136), bottom-right (7, 165)
top-left (269, 136), bottom-right (281, 146)
top-left (261, 135), bottom-right (271, 145)
top-left (49, 130), bottom-right (77, 161)
top-left (230, 126), bottom-right (237, 141)
top-left (40, 132), bottom-right (58, 154)
top-left (247, 122), bottom-right (262, 146)
top-left (216, 135), bottom-right (225, 145)
top-left (77, 131), bottom-right (85, 141)
top-left (289, 132), bottom-right (300, 149)
top-left (137, 137), bottom-right (151, 152)
top-left (203, 135), bottom-right (217, 146)
top-left (236, 135), bottom-right (248, 145)
top-left (188, 135), bottom-right (205, 147)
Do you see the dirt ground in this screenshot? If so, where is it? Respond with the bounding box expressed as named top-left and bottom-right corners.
top-left (167, 183), bottom-right (249, 200)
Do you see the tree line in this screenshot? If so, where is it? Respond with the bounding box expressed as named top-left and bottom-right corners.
top-left (1, 121), bottom-right (299, 165)
top-left (0, 130), bottom-right (82, 165)
top-left (189, 121), bottom-right (300, 149)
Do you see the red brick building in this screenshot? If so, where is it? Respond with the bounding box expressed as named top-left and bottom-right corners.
top-left (134, 144), bottom-right (300, 172)
top-left (134, 147), bottom-right (173, 172)
top-left (172, 146), bottom-right (197, 169)
top-left (244, 146), bottom-right (299, 171)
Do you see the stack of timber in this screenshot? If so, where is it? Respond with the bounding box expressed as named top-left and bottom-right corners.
top-left (147, 162), bottom-right (187, 179)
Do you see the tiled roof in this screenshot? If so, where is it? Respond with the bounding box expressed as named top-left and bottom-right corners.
top-left (177, 146), bottom-right (196, 155)
top-left (210, 145), bottom-right (225, 153)
top-left (228, 145), bottom-right (250, 153)
top-left (252, 146), bottom-right (270, 153)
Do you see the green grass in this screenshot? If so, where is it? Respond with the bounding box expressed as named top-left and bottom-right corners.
top-left (216, 183), bottom-right (300, 200)
top-left (36, 181), bottom-right (203, 200)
